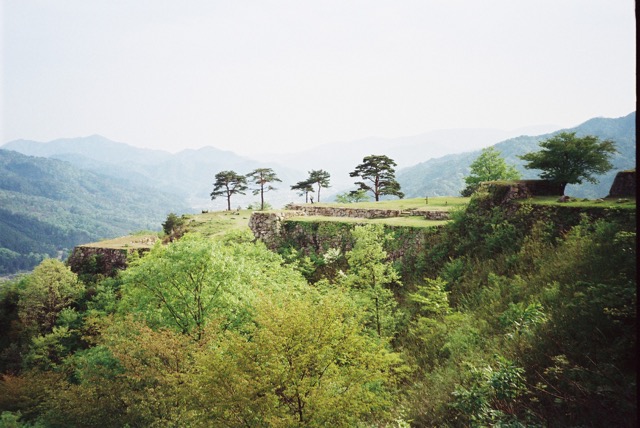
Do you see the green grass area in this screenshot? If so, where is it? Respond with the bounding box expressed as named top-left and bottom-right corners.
top-left (287, 215), bottom-right (449, 228)
top-left (83, 234), bottom-right (160, 249)
top-left (182, 210), bottom-right (252, 238)
top-left (299, 196), bottom-right (470, 211)
top-left (518, 196), bottom-right (636, 209)
top-left (79, 198), bottom-right (468, 248)
top-left (81, 211), bottom-right (253, 249)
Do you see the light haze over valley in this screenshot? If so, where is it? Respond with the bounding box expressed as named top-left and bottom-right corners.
top-left (2, 1), bottom-right (635, 156)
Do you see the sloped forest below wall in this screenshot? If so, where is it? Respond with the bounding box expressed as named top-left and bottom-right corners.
top-left (0, 185), bottom-right (635, 427)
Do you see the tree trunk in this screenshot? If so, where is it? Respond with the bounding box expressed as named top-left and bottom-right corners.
top-left (560, 182), bottom-right (567, 196)
top-left (260, 186), bottom-right (265, 210)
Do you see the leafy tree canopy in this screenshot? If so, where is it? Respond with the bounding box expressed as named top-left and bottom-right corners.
top-left (518, 132), bottom-right (617, 194)
top-left (161, 212), bottom-right (185, 236)
top-left (119, 234), bottom-right (307, 340)
top-left (462, 147), bottom-right (521, 196)
top-left (335, 189), bottom-right (370, 203)
top-left (18, 259), bottom-right (84, 336)
top-left (341, 224), bottom-right (401, 338)
top-left (350, 155), bottom-right (404, 201)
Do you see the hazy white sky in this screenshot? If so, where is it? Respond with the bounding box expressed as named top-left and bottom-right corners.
top-left (1, 0), bottom-right (635, 155)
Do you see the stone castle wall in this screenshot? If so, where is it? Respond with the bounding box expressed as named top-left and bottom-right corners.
top-left (248, 210), bottom-right (306, 248)
top-left (67, 246), bottom-right (146, 277)
top-left (285, 204), bottom-right (450, 220)
top-left (608, 170), bottom-right (636, 198)
top-left (285, 204), bottom-right (402, 219)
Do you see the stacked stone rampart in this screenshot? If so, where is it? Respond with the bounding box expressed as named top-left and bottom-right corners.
top-left (422, 210), bottom-right (450, 220)
top-left (67, 246), bottom-right (147, 277)
top-left (249, 210), bottom-right (306, 248)
top-left (608, 170), bottom-right (636, 198)
top-left (285, 204), bottom-right (402, 219)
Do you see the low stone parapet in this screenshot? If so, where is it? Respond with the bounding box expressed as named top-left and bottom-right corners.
top-left (285, 204), bottom-right (402, 219)
top-left (423, 210), bottom-right (450, 220)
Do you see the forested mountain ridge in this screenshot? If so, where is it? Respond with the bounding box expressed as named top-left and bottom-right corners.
top-left (0, 149), bottom-right (188, 274)
top-left (397, 111), bottom-right (636, 198)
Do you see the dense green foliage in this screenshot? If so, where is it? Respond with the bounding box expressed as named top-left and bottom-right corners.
top-left (335, 189), bottom-right (370, 203)
top-left (461, 147), bottom-right (520, 196)
top-left (0, 150), bottom-right (188, 275)
top-left (0, 234), bottom-right (403, 426)
top-left (519, 132), bottom-right (616, 194)
top-left (0, 188), bottom-right (635, 426)
top-left (350, 155), bottom-right (404, 201)
top-left (277, 191), bottom-right (636, 426)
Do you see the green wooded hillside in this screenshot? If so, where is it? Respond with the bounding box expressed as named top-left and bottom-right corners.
top-left (0, 149), bottom-right (189, 274)
top-left (398, 112), bottom-right (636, 198)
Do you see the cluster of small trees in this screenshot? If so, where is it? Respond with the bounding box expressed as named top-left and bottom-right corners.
top-left (211, 154), bottom-right (406, 210)
top-left (211, 168), bottom-right (282, 211)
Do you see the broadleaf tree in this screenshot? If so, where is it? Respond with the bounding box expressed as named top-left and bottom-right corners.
top-left (210, 170), bottom-right (248, 211)
top-left (335, 189), bottom-right (369, 203)
top-left (192, 288), bottom-right (400, 426)
top-left (341, 224), bottom-right (401, 338)
top-left (18, 259), bottom-right (84, 337)
top-left (246, 168), bottom-right (281, 210)
top-left (518, 132), bottom-right (617, 195)
top-left (350, 155), bottom-right (404, 201)
top-left (461, 147), bottom-right (521, 196)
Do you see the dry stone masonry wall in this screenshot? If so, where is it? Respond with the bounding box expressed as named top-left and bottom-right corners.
top-left (285, 204), bottom-right (402, 219)
top-left (67, 246), bottom-right (147, 277)
top-left (608, 170), bottom-right (636, 198)
top-left (249, 210), bottom-right (306, 248)
top-left (251, 204), bottom-right (453, 249)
